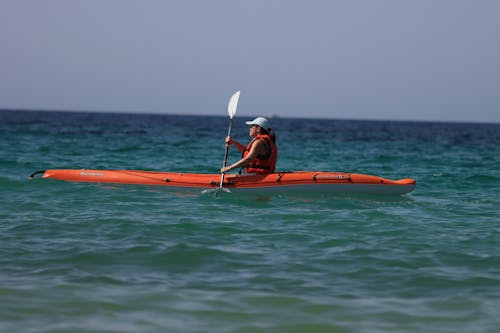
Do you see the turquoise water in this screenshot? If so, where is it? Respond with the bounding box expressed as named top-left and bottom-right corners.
top-left (1, 110), bottom-right (499, 333)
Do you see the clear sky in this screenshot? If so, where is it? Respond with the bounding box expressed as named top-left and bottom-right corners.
top-left (1, 0), bottom-right (499, 123)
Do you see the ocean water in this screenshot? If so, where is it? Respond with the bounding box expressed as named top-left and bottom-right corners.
top-left (1, 110), bottom-right (499, 333)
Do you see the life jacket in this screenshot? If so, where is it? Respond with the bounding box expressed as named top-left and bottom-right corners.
top-left (243, 134), bottom-right (278, 174)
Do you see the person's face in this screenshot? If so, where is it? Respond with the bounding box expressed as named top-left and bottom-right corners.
top-left (249, 124), bottom-right (260, 137)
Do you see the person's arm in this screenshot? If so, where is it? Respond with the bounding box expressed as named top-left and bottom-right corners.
top-left (225, 136), bottom-right (246, 153)
top-left (221, 139), bottom-right (264, 173)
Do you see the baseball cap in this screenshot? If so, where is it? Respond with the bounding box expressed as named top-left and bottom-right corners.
top-left (245, 117), bottom-right (270, 130)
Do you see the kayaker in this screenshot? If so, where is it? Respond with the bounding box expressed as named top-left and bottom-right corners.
top-left (220, 117), bottom-right (278, 174)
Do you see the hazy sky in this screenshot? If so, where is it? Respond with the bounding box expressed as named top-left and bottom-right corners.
top-left (1, 0), bottom-right (499, 123)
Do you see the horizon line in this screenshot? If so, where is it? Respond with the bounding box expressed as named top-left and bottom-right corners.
top-left (1, 107), bottom-right (498, 125)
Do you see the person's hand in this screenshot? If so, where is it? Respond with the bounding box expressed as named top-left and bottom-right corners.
top-left (220, 166), bottom-right (231, 173)
top-left (225, 136), bottom-right (232, 147)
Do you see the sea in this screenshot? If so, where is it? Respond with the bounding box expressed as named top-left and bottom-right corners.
top-left (1, 110), bottom-right (499, 333)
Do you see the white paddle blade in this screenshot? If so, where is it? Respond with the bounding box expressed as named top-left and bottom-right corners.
top-left (227, 90), bottom-right (240, 119)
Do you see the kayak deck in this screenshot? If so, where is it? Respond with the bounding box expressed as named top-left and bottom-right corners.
top-left (33, 169), bottom-right (416, 195)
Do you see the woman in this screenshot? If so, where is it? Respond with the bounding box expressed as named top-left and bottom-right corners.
top-left (220, 117), bottom-right (278, 174)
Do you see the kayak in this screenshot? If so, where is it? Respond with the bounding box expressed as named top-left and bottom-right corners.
top-left (31, 169), bottom-right (416, 195)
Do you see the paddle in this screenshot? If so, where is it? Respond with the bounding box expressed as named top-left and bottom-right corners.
top-left (219, 90), bottom-right (241, 188)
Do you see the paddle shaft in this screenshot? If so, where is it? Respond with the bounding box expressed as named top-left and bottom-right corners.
top-left (219, 118), bottom-right (233, 187)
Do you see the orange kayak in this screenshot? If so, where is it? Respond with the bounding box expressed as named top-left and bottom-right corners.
top-left (31, 169), bottom-right (416, 195)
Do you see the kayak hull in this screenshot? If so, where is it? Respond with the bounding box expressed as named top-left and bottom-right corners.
top-left (37, 169), bottom-right (416, 195)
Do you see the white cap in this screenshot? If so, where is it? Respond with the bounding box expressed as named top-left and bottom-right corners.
top-left (245, 117), bottom-right (271, 130)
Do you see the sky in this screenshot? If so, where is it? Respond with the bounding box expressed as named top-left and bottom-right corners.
top-left (1, 0), bottom-right (499, 123)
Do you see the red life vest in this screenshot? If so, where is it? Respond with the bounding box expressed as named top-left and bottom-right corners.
top-left (243, 134), bottom-right (278, 174)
